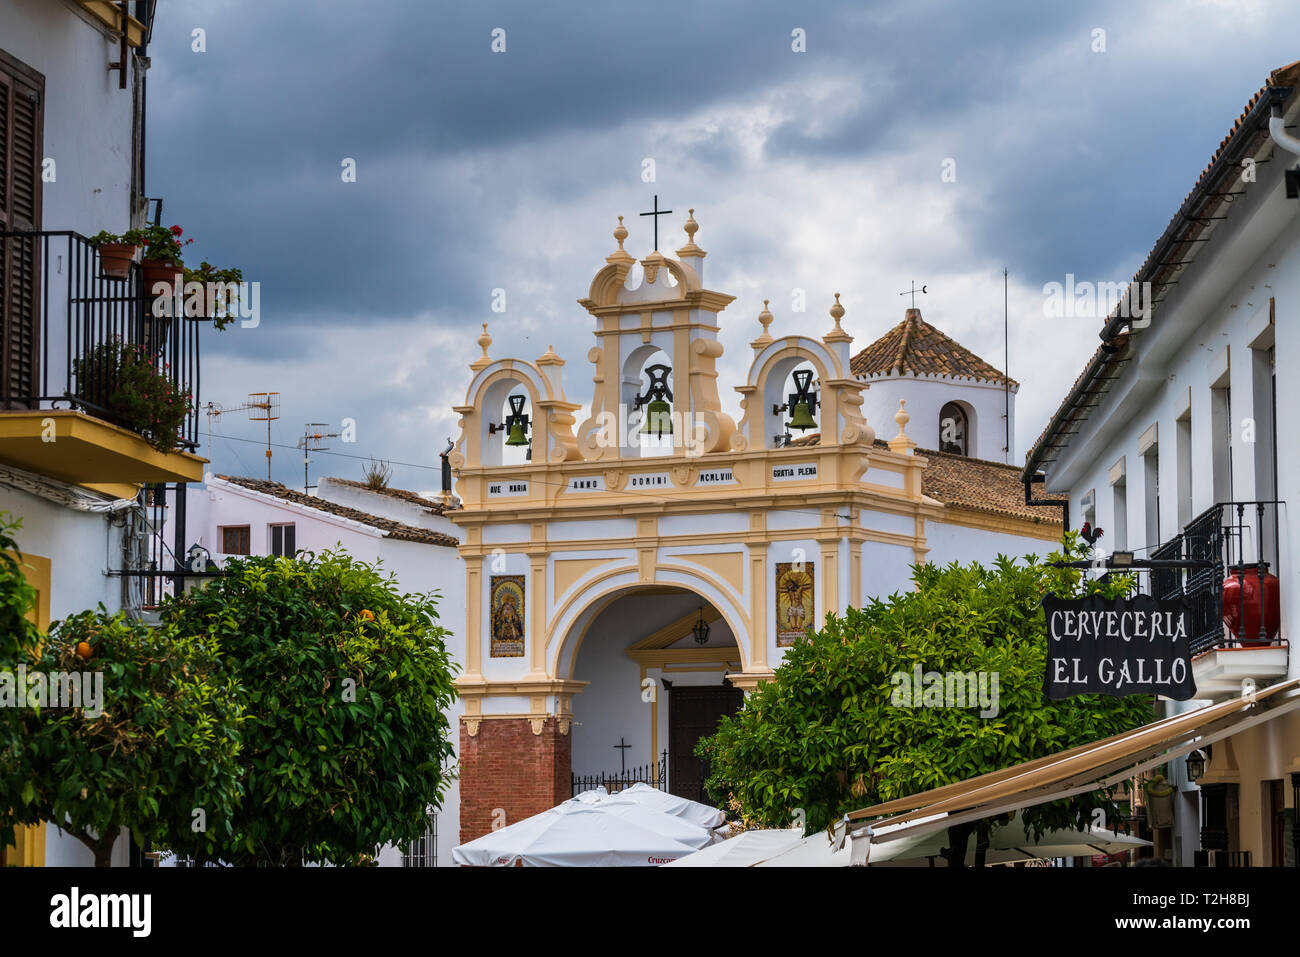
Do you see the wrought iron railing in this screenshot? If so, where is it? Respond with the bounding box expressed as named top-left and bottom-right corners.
top-left (0, 229), bottom-right (201, 450)
top-left (572, 750), bottom-right (668, 796)
top-left (401, 809), bottom-right (438, 867)
top-left (1142, 501), bottom-right (1284, 656)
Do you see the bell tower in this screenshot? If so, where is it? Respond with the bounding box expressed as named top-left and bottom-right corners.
top-left (575, 207), bottom-right (737, 460)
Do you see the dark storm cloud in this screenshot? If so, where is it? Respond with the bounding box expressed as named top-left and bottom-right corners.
top-left (141, 0), bottom-right (1300, 486)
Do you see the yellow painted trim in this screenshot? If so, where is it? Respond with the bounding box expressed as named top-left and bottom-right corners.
top-left (548, 561), bottom-right (752, 678)
top-left (4, 552), bottom-right (50, 865)
top-left (77, 1), bottom-right (146, 47)
top-left (934, 506), bottom-right (1061, 542)
top-left (17, 551), bottom-right (51, 630)
top-left (0, 411), bottom-right (206, 485)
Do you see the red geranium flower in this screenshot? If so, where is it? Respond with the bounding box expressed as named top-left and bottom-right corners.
top-left (170, 225), bottom-right (183, 237)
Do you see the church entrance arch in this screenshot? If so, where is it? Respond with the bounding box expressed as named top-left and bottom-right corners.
top-left (560, 583), bottom-right (746, 804)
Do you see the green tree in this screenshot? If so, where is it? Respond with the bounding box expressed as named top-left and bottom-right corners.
top-left (0, 544), bottom-right (246, 866)
top-left (161, 550), bottom-right (458, 866)
top-left (697, 535), bottom-right (1152, 865)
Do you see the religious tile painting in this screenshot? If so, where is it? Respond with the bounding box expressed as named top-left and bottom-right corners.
top-left (490, 575), bottom-right (526, 657)
top-left (775, 561), bottom-right (815, 647)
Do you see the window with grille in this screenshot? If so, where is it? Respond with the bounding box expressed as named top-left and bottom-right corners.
top-left (269, 523), bottom-right (295, 557)
top-left (220, 525), bottom-right (251, 555)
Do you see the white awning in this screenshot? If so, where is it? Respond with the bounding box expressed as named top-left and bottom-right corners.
top-left (832, 676), bottom-right (1300, 860)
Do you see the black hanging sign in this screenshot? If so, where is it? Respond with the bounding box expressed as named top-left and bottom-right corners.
top-left (1042, 594), bottom-right (1197, 701)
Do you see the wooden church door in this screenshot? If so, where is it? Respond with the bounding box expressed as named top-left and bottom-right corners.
top-left (667, 685), bottom-right (743, 805)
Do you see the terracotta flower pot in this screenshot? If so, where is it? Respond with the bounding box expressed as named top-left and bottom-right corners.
top-left (1222, 562), bottom-right (1280, 646)
top-left (141, 259), bottom-right (182, 297)
top-left (97, 243), bottom-right (137, 279)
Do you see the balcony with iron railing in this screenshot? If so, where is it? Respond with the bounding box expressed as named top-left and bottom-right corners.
top-left (1142, 501), bottom-right (1288, 699)
top-left (0, 229), bottom-right (206, 491)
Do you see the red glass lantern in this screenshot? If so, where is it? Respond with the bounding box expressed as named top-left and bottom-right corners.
top-left (1221, 562), bottom-right (1280, 647)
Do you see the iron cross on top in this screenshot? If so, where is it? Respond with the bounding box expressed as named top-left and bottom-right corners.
top-left (899, 280), bottom-right (928, 308)
top-left (640, 194), bottom-right (673, 250)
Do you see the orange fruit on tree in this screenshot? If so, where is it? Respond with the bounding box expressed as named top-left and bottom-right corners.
top-left (75, 641), bottom-right (94, 661)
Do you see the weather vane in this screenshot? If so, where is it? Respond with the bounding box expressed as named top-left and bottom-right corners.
top-left (899, 281), bottom-right (928, 308)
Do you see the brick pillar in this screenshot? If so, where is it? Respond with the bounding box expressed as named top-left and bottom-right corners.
top-left (459, 717), bottom-right (571, 844)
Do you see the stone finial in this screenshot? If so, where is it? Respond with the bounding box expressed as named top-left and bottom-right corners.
top-left (607, 215), bottom-right (635, 266)
top-left (470, 322), bottom-right (493, 371)
top-left (751, 299), bottom-right (775, 352)
top-left (537, 343), bottom-right (564, 366)
top-left (889, 398), bottom-right (916, 454)
top-left (676, 208), bottom-right (706, 259)
top-left (825, 292), bottom-right (852, 343)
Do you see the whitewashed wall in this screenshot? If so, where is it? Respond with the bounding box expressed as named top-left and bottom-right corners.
top-left (859, 374), bottom-right (1016, 463)
top-left (0, 0), bottom-right (140, 234)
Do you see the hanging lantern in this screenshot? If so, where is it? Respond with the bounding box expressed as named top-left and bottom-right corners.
top-left (502, 394), bottom-right (531, 447)
top-left (635, 364), bottom-right (674, 437)
top-left (692, 606), bottom-right (711, 645)
top-left (785, 369), bottom-right (818, 432)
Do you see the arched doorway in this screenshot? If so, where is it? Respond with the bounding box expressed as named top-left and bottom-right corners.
top-left (567, 585), bottom-right (744, 804)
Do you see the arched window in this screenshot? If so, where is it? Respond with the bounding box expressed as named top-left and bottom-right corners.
top-left (939, 402), bottom-right (968, 455)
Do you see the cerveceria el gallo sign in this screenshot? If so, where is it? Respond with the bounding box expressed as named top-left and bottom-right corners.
top-left (1041, 594), bottom-right (1196, 701)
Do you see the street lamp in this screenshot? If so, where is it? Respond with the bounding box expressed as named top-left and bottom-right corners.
top-left (1186, 749), bottom-right (1208, 783)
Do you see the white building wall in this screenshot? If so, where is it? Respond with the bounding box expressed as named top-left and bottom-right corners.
top-left (1040, 117), bottom-right (1300, 866)
top-left (922, 520), bottom-right (1056, 568)
top-left (0, 0), bottom-right (141, 235)
top-left (859, 374), bottom-right (1017, 463)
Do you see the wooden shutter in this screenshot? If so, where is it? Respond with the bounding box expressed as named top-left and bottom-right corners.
top-left (0, 50), bottom-right (44, 406)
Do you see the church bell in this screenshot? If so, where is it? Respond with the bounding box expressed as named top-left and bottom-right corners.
top-left (635, 363), bottom-right (675, 438)
top-left (502, 394), bottom-right (530, 447)
top-left (505, 421), bottom-right (529, 446)
top-left (786, 399), bottom-right (817, 431)
top-left (786, 369), bottom-right (818, 431)
top-left (640, 398), bottom-right (673, 436)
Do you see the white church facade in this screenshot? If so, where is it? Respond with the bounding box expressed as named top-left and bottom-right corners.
top-left (446, 208), bottom-right (1061, 843)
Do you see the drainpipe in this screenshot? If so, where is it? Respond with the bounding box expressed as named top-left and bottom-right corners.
top-left (1023, 473), bottom-right (1069, 538)
top-left (1269, 110), bottom-right (1300, 156)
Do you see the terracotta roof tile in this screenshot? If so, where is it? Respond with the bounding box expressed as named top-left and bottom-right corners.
top-left (215, 475), bottom-right (460, 548)
top-left (850, 309), bottom-right (1016, 387)
top-left (918, 447), bottom-right (1063, 526)
top-left (772, 435), bottom-right (1062, 525)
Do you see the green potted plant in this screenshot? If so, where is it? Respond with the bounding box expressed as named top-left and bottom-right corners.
top-left (88, 228), bottom-right (146, 280)
top-left (140, 223), bottom-right (192, 294)
top-left (183, 260), bottom-right (244, 328)
top-left (70, 338), bottom-right (192, 452)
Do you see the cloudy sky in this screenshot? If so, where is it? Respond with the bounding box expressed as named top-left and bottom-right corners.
top-left (146, 0), bottom-right (1300, 492)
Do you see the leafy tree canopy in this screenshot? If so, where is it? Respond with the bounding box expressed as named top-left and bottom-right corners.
top-left (160, 550), bottom-right (459, 866)
top-left (697, 535), bottom-right (1151, 857)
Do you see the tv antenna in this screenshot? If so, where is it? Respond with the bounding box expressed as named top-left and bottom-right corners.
top-left (246, 393), bottom-right (281, 480)
top-left (297, 422), bottom-right (340, 494)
